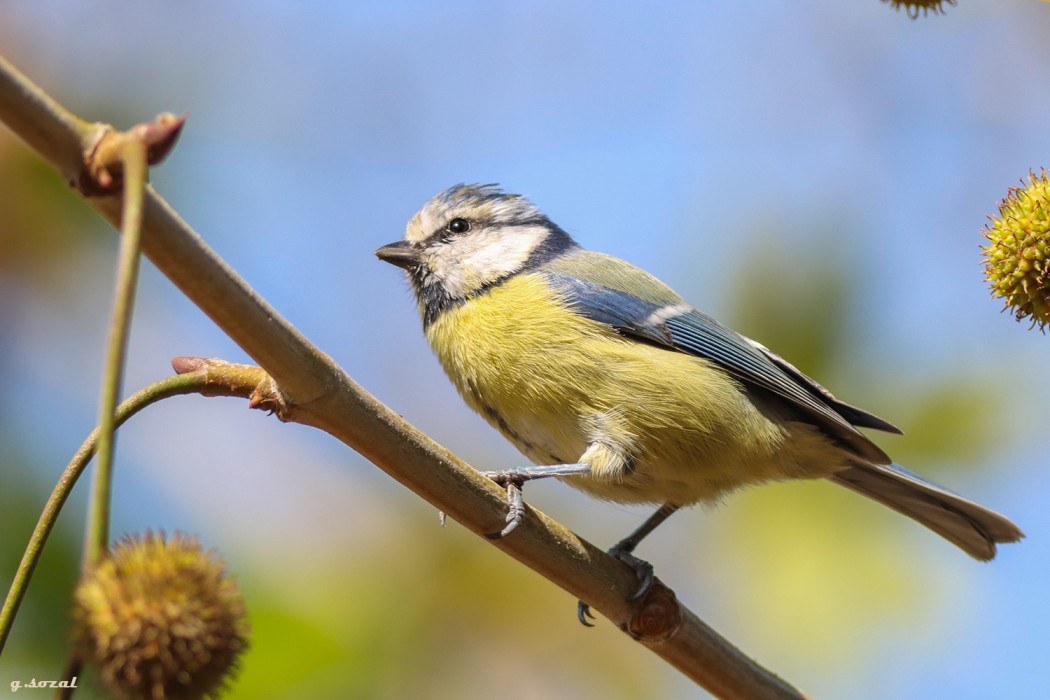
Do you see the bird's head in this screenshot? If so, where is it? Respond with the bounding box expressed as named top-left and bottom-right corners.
top-left (376, 184), bottom-right (577, 324)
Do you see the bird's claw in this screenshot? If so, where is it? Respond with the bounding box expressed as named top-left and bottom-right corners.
top-left (482, 471), bottom-right (526, 539)
top-left (577, 600), bottom-right (597, 626)
top-left (610, 545), bottom-right (655, 602)
top-left (576, 545), bottom-right (655, 626)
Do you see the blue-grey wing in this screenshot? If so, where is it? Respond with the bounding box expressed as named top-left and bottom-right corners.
top-left (540, 263), bottom-right (898, 463)
top-left (744, 337), bottom-right (901, 434)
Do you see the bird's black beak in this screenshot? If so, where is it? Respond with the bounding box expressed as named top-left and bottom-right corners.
top-left (375, 240), bottom-right (421, 270)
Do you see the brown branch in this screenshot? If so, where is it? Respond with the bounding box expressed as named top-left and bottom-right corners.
top-left (0, 51), bottom-right (811, 700)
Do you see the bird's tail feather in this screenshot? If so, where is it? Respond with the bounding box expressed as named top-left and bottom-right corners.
top-left (829, 462), bottom-right (1023, 561)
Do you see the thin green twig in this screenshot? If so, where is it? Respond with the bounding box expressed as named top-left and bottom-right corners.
top-left (0, 372), bottom-right (217, 654)
top-left (84, 141), bottom-right (147, 569)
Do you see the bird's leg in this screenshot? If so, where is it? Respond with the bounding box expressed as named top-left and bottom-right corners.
top-left (481, 463), bottom-right (591, 539)
top-left (577, 502), bottom-right (681, 626)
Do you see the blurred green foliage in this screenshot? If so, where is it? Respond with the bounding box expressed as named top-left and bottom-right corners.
top-left (0, 136), bottom-right (98, 283)
top-left (708, 230), bottom-right (1006, 666)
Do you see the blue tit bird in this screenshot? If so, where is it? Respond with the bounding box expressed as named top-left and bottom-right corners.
top-left (376, 184), bottom-right (1022, 621)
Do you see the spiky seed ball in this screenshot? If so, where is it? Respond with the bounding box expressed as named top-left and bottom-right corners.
top-left (881, 0), bottom-right (956, 19)
top-left (982, 169), bottom-right (1050, 331)
top-left (73, 532), bottom-right (250, 700)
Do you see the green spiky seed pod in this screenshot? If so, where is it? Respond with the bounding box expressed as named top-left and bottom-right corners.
top-left (73, 532), bottom-right (250, 700)
top-left (881, 0), bottom-right (956, 19)
top-left (982, 169), bottom-right (1050, 331)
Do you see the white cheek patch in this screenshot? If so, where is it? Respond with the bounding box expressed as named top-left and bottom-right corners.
top-left (431, 225), bottom-right (550, 298)
top-left (463, 225), bottom-right (549, 276)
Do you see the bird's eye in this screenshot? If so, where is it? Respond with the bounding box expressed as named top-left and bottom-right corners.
top-left (447, 218), bottom-right (471, 235)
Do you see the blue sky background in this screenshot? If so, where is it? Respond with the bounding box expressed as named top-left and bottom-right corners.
top-left (1, 2), bottom-right (1049, 698)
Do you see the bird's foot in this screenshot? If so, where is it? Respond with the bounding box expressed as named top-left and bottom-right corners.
top-left (479, 463), bottom-right (591, 539)
top-left (576, 543), bottom-right (654, 626)
top-left (481, 471), bottom-right (527, 540)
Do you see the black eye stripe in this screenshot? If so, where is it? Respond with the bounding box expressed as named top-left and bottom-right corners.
top-left (435, 216), bottom-right (553, 241)
top-left (503, 217), bottom-right (548, 228)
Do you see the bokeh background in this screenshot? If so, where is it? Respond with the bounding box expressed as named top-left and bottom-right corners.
top-left (1, 1), bottom-right (1047, 698)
